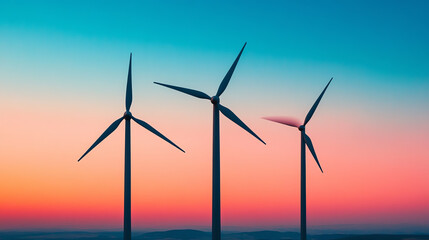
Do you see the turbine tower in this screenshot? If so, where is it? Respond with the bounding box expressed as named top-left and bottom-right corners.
top-left (78, 53), bottom-right (185, 240)
top-left (263, 78), bottom-right (332, 240)
top-left (154, 43), bottom-right (265, 240)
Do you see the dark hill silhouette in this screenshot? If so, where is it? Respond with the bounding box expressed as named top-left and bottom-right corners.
top-left (226, 230), bottom-right (299, 239)
top-left (333, 234), bottom-right (429, 240)
top-left (0, 230), bottom-right (428, 240)
top-left (138, 229), bottom-right (210, 239)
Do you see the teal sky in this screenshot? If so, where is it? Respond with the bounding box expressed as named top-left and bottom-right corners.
top-left (2, 1), bottom-right (428, 74)
top-left (1, 1), bottom-right (428, 90)
top-left (1, 0), bottom-right (429, 126)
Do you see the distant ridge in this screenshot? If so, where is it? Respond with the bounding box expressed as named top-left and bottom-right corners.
top-left (331, 234), bottom-right (429, 240)
top-left (0, 230), bottom-right (428, 240)
top-left (226, 230), bottom-right (300, 239)
top-left (139, 229), bottom-right (210, 239)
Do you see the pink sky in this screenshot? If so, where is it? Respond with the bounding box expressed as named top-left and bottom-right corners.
top-left (1, 88), bottom-right (428, 232)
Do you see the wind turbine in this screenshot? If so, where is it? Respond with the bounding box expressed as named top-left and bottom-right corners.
top-left (263, 78), bottom-right (332, 240)
top-left (78, 53), bottom-right (185, 240)
top-left (154, 43), bottom-right (265, 240)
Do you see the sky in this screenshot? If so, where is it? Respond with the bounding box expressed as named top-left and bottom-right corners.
top-left (1, 0), bottom-right (429, 234)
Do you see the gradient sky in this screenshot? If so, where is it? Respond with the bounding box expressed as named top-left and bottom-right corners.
top-left (1, 0), bottom-right (429, 233)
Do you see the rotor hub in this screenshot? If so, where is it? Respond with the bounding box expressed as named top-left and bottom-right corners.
top-left (123, 111), bottom-right (132, 120)
top-left (298, 125), bottom-right (305, 131)
top-left (211, 96), bottom-right (220, 104)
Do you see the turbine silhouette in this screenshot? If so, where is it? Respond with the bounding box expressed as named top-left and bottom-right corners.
top-left (154, 43), bottom-right (265, 240)
top-left (263, 78), bottom-right (333, 240)
top-left (78, 53), bottom-right (184, 240)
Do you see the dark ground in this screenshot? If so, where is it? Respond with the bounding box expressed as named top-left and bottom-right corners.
top-left (0, 230), bottom-right (428, 240)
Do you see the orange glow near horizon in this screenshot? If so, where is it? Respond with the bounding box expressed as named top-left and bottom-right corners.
top-left (1, 89), bottom-right (429, 231)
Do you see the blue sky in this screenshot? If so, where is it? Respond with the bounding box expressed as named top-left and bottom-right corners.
top-left (2, 0), bottom-right (428, 76)
top-left (1, 0), bottom-right (428, 124)
top-left (1, 1), bottom-right (427, 96)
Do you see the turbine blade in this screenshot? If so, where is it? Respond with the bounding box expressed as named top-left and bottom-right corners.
top-left (132, 116), bottom-right (185, 153)
top-left (215, 42), bottom-right (247, 97)
top-left (126, 53), bottom-right (133, 111)
top-left (154, 82), bottom-right (211, 100)
top-left (304, 77), bottom-right (333, 125)
top-left (218, 104), bottom-right (265, 144)
top-left (303, 133), bottom-right (323, 173)
top-left (263, 116), bottom-right (300, 128)
top-left (78, 117), bottom-right (124, 162)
